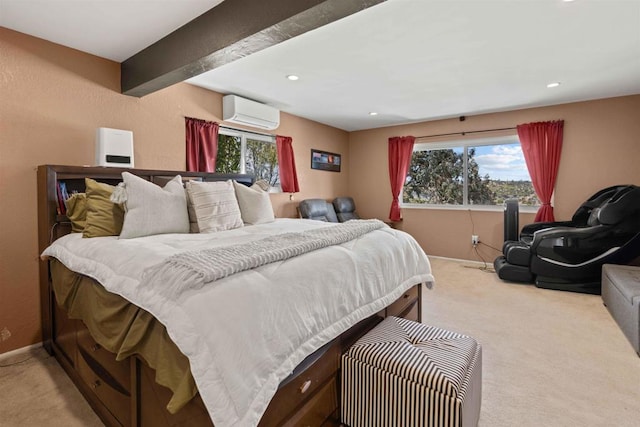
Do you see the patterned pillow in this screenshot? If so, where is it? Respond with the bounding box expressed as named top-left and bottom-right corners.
top-left (233, 180), bottom-right (275, 225)
top-left (185, 189), bottom-right (200, 233)
top-left (253, 179), bottom-right (270, 192)
top-left (186, 180), bottom-right (243, 233)
top-left (118, 173), bottom-right (189, 239)
top-left (83, 178), bottom-right (125, 238)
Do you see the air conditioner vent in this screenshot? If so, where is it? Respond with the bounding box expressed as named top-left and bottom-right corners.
top-left (222, 95), bottom-right (280, 130)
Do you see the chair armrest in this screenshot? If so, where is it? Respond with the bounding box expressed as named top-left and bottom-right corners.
top-left (530, 225), bottom-right (615, 264)
top-left (521, 221), bottom-right (574, 236)
top-left (531, 225), bottom-right (608, 248)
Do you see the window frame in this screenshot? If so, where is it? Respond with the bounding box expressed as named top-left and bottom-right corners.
top-left (403, 134), bottom-right (538, 212)
top-left (218, 127), bottom-right (281, 192)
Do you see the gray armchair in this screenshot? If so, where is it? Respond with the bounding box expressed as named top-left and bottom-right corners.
top-left (333, 197), bottom-right (360, 222)
top-left (298, 199), bottom-right (338, 222)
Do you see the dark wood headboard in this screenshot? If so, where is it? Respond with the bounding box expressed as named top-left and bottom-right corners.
top-left (36, 164), bottom-right (254, 352)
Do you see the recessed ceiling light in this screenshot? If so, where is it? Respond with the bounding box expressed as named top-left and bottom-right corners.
top-left (547, 82), bottom-right (561, 88)
top-left (286, 75), bottom-right (299, 81)
top-left (369, 112), bottom-right (378, 116)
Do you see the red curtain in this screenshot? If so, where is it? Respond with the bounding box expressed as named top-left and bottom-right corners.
top-left (388, 136), bottom-right (416, 221)
top-left (276, 135), bottom-right (300, 193)
top-left (517, 120), bottom-right (564, 222)
top-left (185, 117), bottom-right (219, 172)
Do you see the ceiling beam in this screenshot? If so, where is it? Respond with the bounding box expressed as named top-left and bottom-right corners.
top-left (121, 0), bottom-right (385, 97)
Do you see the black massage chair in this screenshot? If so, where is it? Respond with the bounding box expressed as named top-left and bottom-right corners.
top-left (494, 185), bottom-right (640, 294)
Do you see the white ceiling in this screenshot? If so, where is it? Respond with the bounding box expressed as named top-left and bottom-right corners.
top-left (2, 0), bottom-right (640, 131)
top-left (0, 0), bottom-right (224, 61)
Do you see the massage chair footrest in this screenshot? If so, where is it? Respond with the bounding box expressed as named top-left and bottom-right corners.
top-left (494, 256), bottom-right (535, 283)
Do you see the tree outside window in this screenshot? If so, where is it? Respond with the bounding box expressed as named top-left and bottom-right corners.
top-left (216, 129), bottom-right (280, 189)
top-left (245, 138), bottom-right (279, 187)
top-left (404, 136), bottom-right (539, 207)
top-left (216, 134), bottom-right (241, 174)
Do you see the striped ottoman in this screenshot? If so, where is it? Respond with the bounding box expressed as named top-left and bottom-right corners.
top-left (341, 317), bottom-right (482, 427)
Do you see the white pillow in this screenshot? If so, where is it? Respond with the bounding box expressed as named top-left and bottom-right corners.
top-left (186, 180), bottom-right (243, 233)
top-left (118, 173), bottom-right (189, 239)
top-left (185, 189), bottom-right (200, 233)
top-left (233, 180), bottom-right (275, 225)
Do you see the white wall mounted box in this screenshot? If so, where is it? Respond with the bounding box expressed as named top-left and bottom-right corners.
top-left (95, 127), bottom-right (134, 167)
top-left (222, 95), bottom-right (280, 130)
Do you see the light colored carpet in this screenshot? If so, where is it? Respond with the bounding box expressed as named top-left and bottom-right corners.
top-left (424, 257), bottom-right (640, 427)
top-left (0, 257), bottom-right (638, 426)
top-left (0, 347), bottom-right (102, 426)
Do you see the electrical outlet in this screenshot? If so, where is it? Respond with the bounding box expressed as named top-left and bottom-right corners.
top-left (471, 235), bottom-right (479, 245)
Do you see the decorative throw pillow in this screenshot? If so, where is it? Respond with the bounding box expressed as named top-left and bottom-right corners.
top-left (253, 179), bottom-right (270, 192)
top-left (156, 176), bottom-right (201, 233)
top-left (185, 189), bottom-right (200, 233)
top-left (83, 178), bottom-right (125, 238)
top-left (118, 172), bottom-right (189, 239)
top-left (233, 180), bottom-right (275, 225)
top-left (65, 193), bottom-right (87, 233)
top-left (186, 180), bottom-right (243, 233)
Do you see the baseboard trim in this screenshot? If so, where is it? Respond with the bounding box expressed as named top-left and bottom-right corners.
top-left (429, 255), bottom-right (488, 266)
top-left (0, 342), bottom-right (42, 363)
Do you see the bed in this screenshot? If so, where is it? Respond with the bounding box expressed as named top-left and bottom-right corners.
top-left (36, 164), bottom-right (434, 427)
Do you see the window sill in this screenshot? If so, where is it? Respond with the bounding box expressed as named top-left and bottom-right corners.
top-left (401, 204), bottom-right (540, 214)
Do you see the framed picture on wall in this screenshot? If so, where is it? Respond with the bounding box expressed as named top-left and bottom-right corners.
top-left (311, 149), bottom-right (341, 172)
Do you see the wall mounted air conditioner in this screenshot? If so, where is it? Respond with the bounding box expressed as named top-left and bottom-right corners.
top-left (222, 95), bottom-right (280, 130)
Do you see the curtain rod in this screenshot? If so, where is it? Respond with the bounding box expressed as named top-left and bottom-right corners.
top-left (220, 125), bottom-right (275, 139)
top-left (416, 126), bottom-right (517, 139)
top-left (184, 117), bottom-right (276, 138)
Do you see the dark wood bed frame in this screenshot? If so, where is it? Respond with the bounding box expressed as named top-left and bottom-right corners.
top-left (37, 164), bottom-right (423, 427)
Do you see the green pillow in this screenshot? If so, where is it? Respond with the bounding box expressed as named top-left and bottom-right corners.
top-left (83, 178), bottom-right (124, 238)
top-left (65, 193), bottom-right (87, 233)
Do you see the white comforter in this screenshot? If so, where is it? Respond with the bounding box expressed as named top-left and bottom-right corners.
top-left (42, 219), bottom-right (434, 426)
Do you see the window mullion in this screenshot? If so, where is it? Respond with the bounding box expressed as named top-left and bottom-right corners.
top-left (240, 135), bottom-right (247, 174)
top-left (463, 146), bottom-right (469, 206)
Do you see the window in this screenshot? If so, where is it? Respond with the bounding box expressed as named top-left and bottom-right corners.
top-left (403, 135), bottom-right (539, 207)
top-left (216, 128), bottom-right (280, 189)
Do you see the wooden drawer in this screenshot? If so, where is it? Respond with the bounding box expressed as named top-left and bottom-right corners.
top-left (53, 302), bottom-right (78, 366)
top-left (401, 298), bottom-right (420, 322)
top-left (387, 285), bottom-right (419, 317)
top-left (77, 326), bottom-right (131, 393)
top-left (282, 377), bottom-right (338, 427)
top-left (259, 340), bottom-right (339, 426)
top-left (77, 347), bottom-right (131, 427)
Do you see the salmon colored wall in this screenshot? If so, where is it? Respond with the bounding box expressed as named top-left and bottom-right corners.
top-left (275, 112), bottom-right (350, 218)
top-left (0, 28), bottom-right (348, 353)
top-left (348, 95), bottom-right (640, 261)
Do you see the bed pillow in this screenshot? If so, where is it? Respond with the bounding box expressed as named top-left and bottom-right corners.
top-left (118, 172), bottom-right (189, 239)
top-left (233, 180), bottom-right (275, 225)
top-left (185, 189), bottom-right (200, 233)
top-left (83, 179), bottom-right (125, 238)
top-left (186, 180), bottom-right (243, 233)
top-left (155, 176), bottom-right (201, 233)
top-left (65, 193), bottom-right (87, 233)
top-left (252, 179), bottom-right (270, 192)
